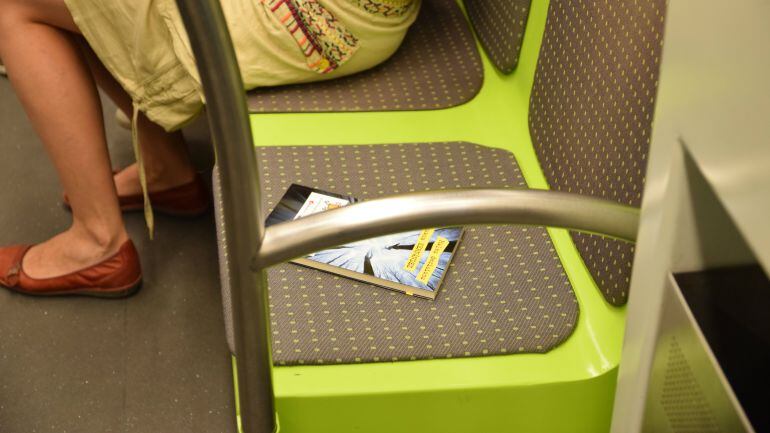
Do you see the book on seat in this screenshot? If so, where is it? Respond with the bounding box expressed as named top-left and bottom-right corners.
top-left (265, 184), bottom-right (463, 299)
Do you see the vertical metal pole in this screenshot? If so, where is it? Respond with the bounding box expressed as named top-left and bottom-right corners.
top-left (174, 1), bottom-right (275, 432)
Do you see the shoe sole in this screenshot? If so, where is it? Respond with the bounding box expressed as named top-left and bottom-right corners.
top-left (3, 275), bottom-right (143, 299)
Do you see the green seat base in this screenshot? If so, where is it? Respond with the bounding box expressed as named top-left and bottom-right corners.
top-left (274, 364), bottom-right (617, 433)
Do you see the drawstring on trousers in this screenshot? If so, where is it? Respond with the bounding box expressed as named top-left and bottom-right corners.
top-left (131, 104), bottom-right (154, 239)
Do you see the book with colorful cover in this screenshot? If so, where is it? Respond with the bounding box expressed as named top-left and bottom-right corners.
top-left (265, 184), bottom-right (463, 299)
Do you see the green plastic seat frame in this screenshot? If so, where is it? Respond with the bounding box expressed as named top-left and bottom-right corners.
top-left (174, 0), bottom-right (657, 432)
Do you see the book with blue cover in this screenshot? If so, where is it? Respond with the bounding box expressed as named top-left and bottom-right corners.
top-left (265, 184), bottom-right (463, 299)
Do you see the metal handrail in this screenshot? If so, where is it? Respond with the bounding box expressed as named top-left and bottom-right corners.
top-left (174, 1), bottom-right (641, 433)
top-left (255, 189), bottom-right (639, 269)
top-left (173, 1), bottom-right (274, 433)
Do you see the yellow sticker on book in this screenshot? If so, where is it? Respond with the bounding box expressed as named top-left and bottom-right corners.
top-left (416, 237), bottom-right (450, 284)
top-left (404, 229), bottom-right (435, 272)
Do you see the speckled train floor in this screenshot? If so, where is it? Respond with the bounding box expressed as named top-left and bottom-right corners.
top-left (0, 77), bottom-right (236, 433)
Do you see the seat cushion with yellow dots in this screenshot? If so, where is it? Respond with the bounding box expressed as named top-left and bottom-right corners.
top-left (463, 0), bottom-right (532, 74)
top-left (529, 0), bottom-right (667, 306)
top-left (256, 142), bottom-right (579, 365)
top-left (247, 0), bottom-right (483, 113)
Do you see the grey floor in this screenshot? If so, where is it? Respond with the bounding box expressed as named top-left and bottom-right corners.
top-left (0, 76), bottom-right (237, 432)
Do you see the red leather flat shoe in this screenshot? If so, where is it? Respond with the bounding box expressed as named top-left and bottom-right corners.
top-left (63, 172), bottom-right (211, 217)
top-left (0, 240), bottom-right (142, 298)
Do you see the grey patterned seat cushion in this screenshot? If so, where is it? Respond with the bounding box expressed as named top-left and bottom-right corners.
top-left (247, 0), bottom-right (483, 113)
top-left (529, 0), bottom-right (667, 305)
top-left (464, 0), bottom-right (532, 74)
top-left (257, 142), bottom-right (579, 366)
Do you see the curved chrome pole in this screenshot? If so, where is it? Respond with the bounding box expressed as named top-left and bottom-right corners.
top-left (255, 189), bottom-right (639, 269)
top-left (173, 1), bottom-right (274, 432)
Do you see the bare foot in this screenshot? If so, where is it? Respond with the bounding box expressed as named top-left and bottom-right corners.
top-left (21, 228), bottom-right (129, 279)
top-left (113, 163), bottom-right (196, 197)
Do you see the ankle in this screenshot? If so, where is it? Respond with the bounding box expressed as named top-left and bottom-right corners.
top-left (69, 222), bottom-right (128, 254)
top-left (128, 159), bottom-right (194, 188)
top-left (146, 164), bottom-right (195, 184)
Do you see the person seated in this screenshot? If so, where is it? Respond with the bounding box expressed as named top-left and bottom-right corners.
top-left (0, 0), bottom-right (421, 297)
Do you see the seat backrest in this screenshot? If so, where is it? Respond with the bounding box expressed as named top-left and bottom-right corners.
top-left (529, 0), bottom-right (667, 305)
top-left (463, 0), bottom-right (533, 74)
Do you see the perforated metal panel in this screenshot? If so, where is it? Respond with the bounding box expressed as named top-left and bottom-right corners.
top-left (660, 337), bottom-right (721, 433)
top-left (529, 0), bottom-right (667, 305)
top-left (642, 276), bottom-right (753, 433)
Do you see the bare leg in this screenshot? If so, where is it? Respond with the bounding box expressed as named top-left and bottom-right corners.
top-left (0, 0), bottom-right (126, 278)
top-left (78, 41), bottom-right (196, 196)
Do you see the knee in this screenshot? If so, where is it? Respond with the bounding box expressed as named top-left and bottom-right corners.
top-left (0, 1), bottom-right (30, 35)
